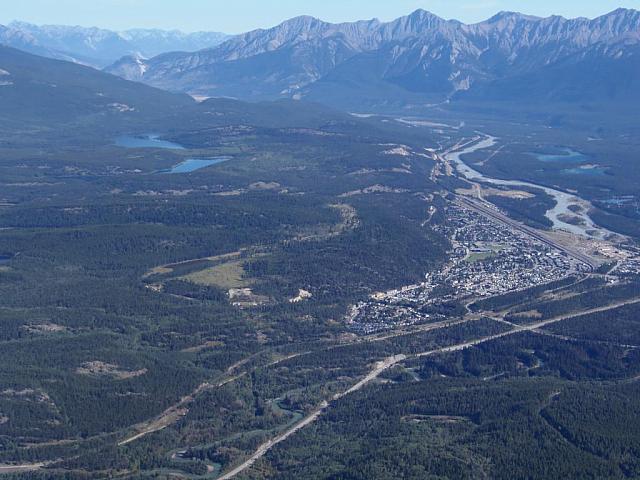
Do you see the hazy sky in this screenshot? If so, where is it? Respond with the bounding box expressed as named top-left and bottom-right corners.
top-left (1, 0), bottom-right (638, 33)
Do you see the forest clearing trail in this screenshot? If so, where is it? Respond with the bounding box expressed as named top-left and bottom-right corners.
top-left (0, 463), bottom-right (45, 473)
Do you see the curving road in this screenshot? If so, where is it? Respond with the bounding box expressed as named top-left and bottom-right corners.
top-left (216, 355), bottom-right (406, 480)
top-left (214, 297), bottom-right (640, 479)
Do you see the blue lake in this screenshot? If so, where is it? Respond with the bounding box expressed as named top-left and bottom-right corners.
top-left (115, 134), bottom-right (231, 173)
top-left (532, 148), bottom-right (588, 163)
top-left (115, 134), bottom-right (185, 150)
top-left (161, 157), bottom-right (231, 174)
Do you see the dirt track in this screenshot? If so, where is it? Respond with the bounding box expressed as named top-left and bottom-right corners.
top-left (0, 463), bottom-right (45, 474)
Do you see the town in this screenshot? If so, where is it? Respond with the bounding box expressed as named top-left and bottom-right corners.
top-left (348, 201), bottom-right (595, 334)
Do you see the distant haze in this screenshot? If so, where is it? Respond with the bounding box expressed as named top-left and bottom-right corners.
top-left (0, 0), bottom-right (639, 33)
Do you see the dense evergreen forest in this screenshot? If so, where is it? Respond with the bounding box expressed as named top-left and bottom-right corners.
top-left (0, 75), bottom-right (639, 479)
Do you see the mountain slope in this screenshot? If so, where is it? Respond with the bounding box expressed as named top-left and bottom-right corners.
top-left (461, 40), bottom-right (640, 104)
top-left (105, 8), bottom-right (640, 110)
top-left (0, 22), bottom-right (230, 67)
top-left (0, 45), bottom-right (387, 147)
top-left (0, 45), bottom-right (194, 132)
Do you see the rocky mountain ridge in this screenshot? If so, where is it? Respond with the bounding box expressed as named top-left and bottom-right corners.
top-left (0, 21), bottom-right (230, 67)
top-left (104, 8), bottom-right (640, 109)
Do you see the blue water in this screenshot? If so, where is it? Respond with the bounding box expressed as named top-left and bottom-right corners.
top-left (601, 196), bottom-right (635, 206)
top-left (115, 134), bottom-right (185, 150)
top-left (161, 157), bottom-right (230, 174)
top-left (115, 134), bottom-right (231, 173)
top-left (0, 255), bottom-right (11, 264)
top-left (562, 167), bottom-right (607, 176)
top-left (532, 148), bottom-right (587, 163)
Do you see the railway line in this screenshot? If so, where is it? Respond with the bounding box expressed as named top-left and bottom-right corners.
top-left (457, 196), bottom-right (599, 271)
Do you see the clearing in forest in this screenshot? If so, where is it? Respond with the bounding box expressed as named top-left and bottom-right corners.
top-left (181, 260), bottom-right (249, 289)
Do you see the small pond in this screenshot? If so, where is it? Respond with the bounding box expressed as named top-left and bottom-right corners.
top-left (160, 157), bottom-right (231, 174)
top-left (531, 148), bottom-right (588, 163)
top-left (115, 134), bottom-right (185, 150)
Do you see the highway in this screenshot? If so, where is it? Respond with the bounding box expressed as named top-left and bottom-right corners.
top-left (216, 355), bottom-right (406, 480)
top-left (436, 135), bottom-right (604, 271)
top-left (457, 196), bottom-right (599, 270)
top-left (212, 297), bottom-right (640, 479)
top-left (417, 297), bottom-right (640, 358)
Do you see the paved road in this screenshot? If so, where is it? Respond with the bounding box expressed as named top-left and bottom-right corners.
top-left (417, 297), bottom-right (640, 358)
top-left (216, 402), bottom-right (328, 480)
top-left (8, 292), bottom-right (636, 480)
top-left (117, 322), bottom-right (460, 448)
top-left (436, 136), bottom-right (601, 270)
top-left (214, 298), bottom-right (640, 479)
top-left (339, 355), bottom-right (407, 398)
top-left (118, 370), bottom-right (253, 447)
top-left (216, 355), bottom-right (406, 480)
top-left (457, 196), bottom-right (599, 270)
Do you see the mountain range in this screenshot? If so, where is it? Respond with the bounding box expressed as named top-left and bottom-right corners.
top-left (0, 21), bottom-right (230, 67)
top-left (104, 8), bottom-right (640, 110)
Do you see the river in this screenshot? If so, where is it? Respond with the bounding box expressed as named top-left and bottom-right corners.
top-left (445, 136), bottom-right (610, 239)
